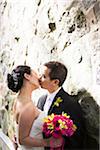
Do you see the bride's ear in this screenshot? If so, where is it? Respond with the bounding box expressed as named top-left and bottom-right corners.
top-left (24, 73), bottom-right (30, 80)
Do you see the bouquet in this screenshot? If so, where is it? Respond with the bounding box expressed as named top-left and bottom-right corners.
top-left (42, 113), bottom-right (77, 150)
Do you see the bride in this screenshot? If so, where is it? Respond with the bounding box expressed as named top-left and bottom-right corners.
top-left (7, 65), bottom-right (62, 150)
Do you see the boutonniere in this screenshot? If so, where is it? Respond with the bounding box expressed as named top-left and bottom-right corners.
top-left (52, 97), bottom-right (63, 108)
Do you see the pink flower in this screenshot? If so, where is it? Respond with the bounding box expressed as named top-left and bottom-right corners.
top-left (42, 113), bottom-right (77, 138)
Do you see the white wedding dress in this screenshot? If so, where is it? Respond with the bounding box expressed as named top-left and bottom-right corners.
top-left (16, 111), bottom-right (46, 150)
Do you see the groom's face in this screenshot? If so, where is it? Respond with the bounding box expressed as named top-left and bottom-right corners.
top-left (39, 66), bottom-right (55, 93)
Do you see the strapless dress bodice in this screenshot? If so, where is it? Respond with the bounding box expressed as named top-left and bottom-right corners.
top-left (16, 111), bottom-right (46, 150)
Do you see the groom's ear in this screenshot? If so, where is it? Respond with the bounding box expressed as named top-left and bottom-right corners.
top-left (24, 73), bottom-right (30, 80)
top-left (53, 79), bottom-right (59, 86)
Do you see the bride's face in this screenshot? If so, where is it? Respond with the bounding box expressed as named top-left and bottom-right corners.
top-left (30, 70), bottom-right (40, 89)
top-left (24, 70), bottom-right (40, 89)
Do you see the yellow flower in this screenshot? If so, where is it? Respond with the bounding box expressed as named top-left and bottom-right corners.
top-left (53, 97), bottom-right (63, 107)
top-left (73, 124), bottom-right (77, 131)
top-left (62, 112), bottom-right (70, 118)
top-left (43, 114), bottom-right (54, 122)
top-left (48, 123), bottom-right (54, 130)
top-left (58, 119), bottom-right (67, 129)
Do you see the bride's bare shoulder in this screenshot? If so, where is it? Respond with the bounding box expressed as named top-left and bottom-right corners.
top-left (19, 103), bottom-right (37, 121)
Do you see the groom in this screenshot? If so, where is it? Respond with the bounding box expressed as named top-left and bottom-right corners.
top-left (37, 61), bottom-right (86, 150)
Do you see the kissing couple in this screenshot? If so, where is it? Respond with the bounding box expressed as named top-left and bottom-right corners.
top-left (7, 61), bottom-right (85, 150)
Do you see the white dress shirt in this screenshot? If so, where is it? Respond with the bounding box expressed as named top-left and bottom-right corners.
top-left (44, 87), bottom-right (61, 114)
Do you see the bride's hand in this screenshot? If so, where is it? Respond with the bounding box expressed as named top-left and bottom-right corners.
top-left (46, 136), bottom-right (64, 148)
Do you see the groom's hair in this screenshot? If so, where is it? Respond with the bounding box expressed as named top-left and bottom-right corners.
top-left (44, 61), bottom-right (67, 86)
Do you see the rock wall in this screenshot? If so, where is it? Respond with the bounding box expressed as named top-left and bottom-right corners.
top-left (0, 0), bottom-right (100, 142)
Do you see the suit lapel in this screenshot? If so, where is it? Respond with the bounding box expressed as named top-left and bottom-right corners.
top-left (48, 88), bottom-right (64, 114)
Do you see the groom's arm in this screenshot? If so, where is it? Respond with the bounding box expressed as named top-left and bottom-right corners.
top-left (63, 98), bottom-right (85, 149)
top-left (37, 95), bottom-right (47, 110)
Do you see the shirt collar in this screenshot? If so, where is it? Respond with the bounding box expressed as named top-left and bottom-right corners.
top-left (47, 87), bottom-right (61, 100)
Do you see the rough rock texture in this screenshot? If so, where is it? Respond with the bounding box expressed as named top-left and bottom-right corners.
top-left (0, 0), bottom-right (100, 145)
top-left (73, 89), bottom-right (99, 148)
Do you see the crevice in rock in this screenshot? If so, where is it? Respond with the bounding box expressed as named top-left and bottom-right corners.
top-left (14, 37), bottom-right (20, 42)
top-left (75, 9), bottom-right (86, 28)
top-left (68, 24), bottom-right (75, 33)
top-left (37, 0), bottom-right (41, 6)
top-left (48, 23), bottom-right (56, 32)
top-left (78, 55), bottom-right (83, 63)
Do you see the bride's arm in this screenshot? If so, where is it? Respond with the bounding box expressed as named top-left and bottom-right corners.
top-left (18, 104), bottom-right (47, 147)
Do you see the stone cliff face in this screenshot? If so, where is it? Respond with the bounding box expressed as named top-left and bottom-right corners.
top-left (0, 0), bottom-right (100, 143)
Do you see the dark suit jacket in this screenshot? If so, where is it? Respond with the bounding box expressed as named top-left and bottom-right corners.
top-left (37, 88), bottom-right (86, 150)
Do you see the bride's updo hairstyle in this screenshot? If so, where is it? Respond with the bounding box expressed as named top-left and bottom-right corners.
top-left (7, 65), bottom-right (31, 93)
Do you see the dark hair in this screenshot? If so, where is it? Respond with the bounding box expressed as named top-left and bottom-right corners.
top-left (7, 65), bottom-right (31, 93)
top-left (44, 61), bottom-right (67, 86)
